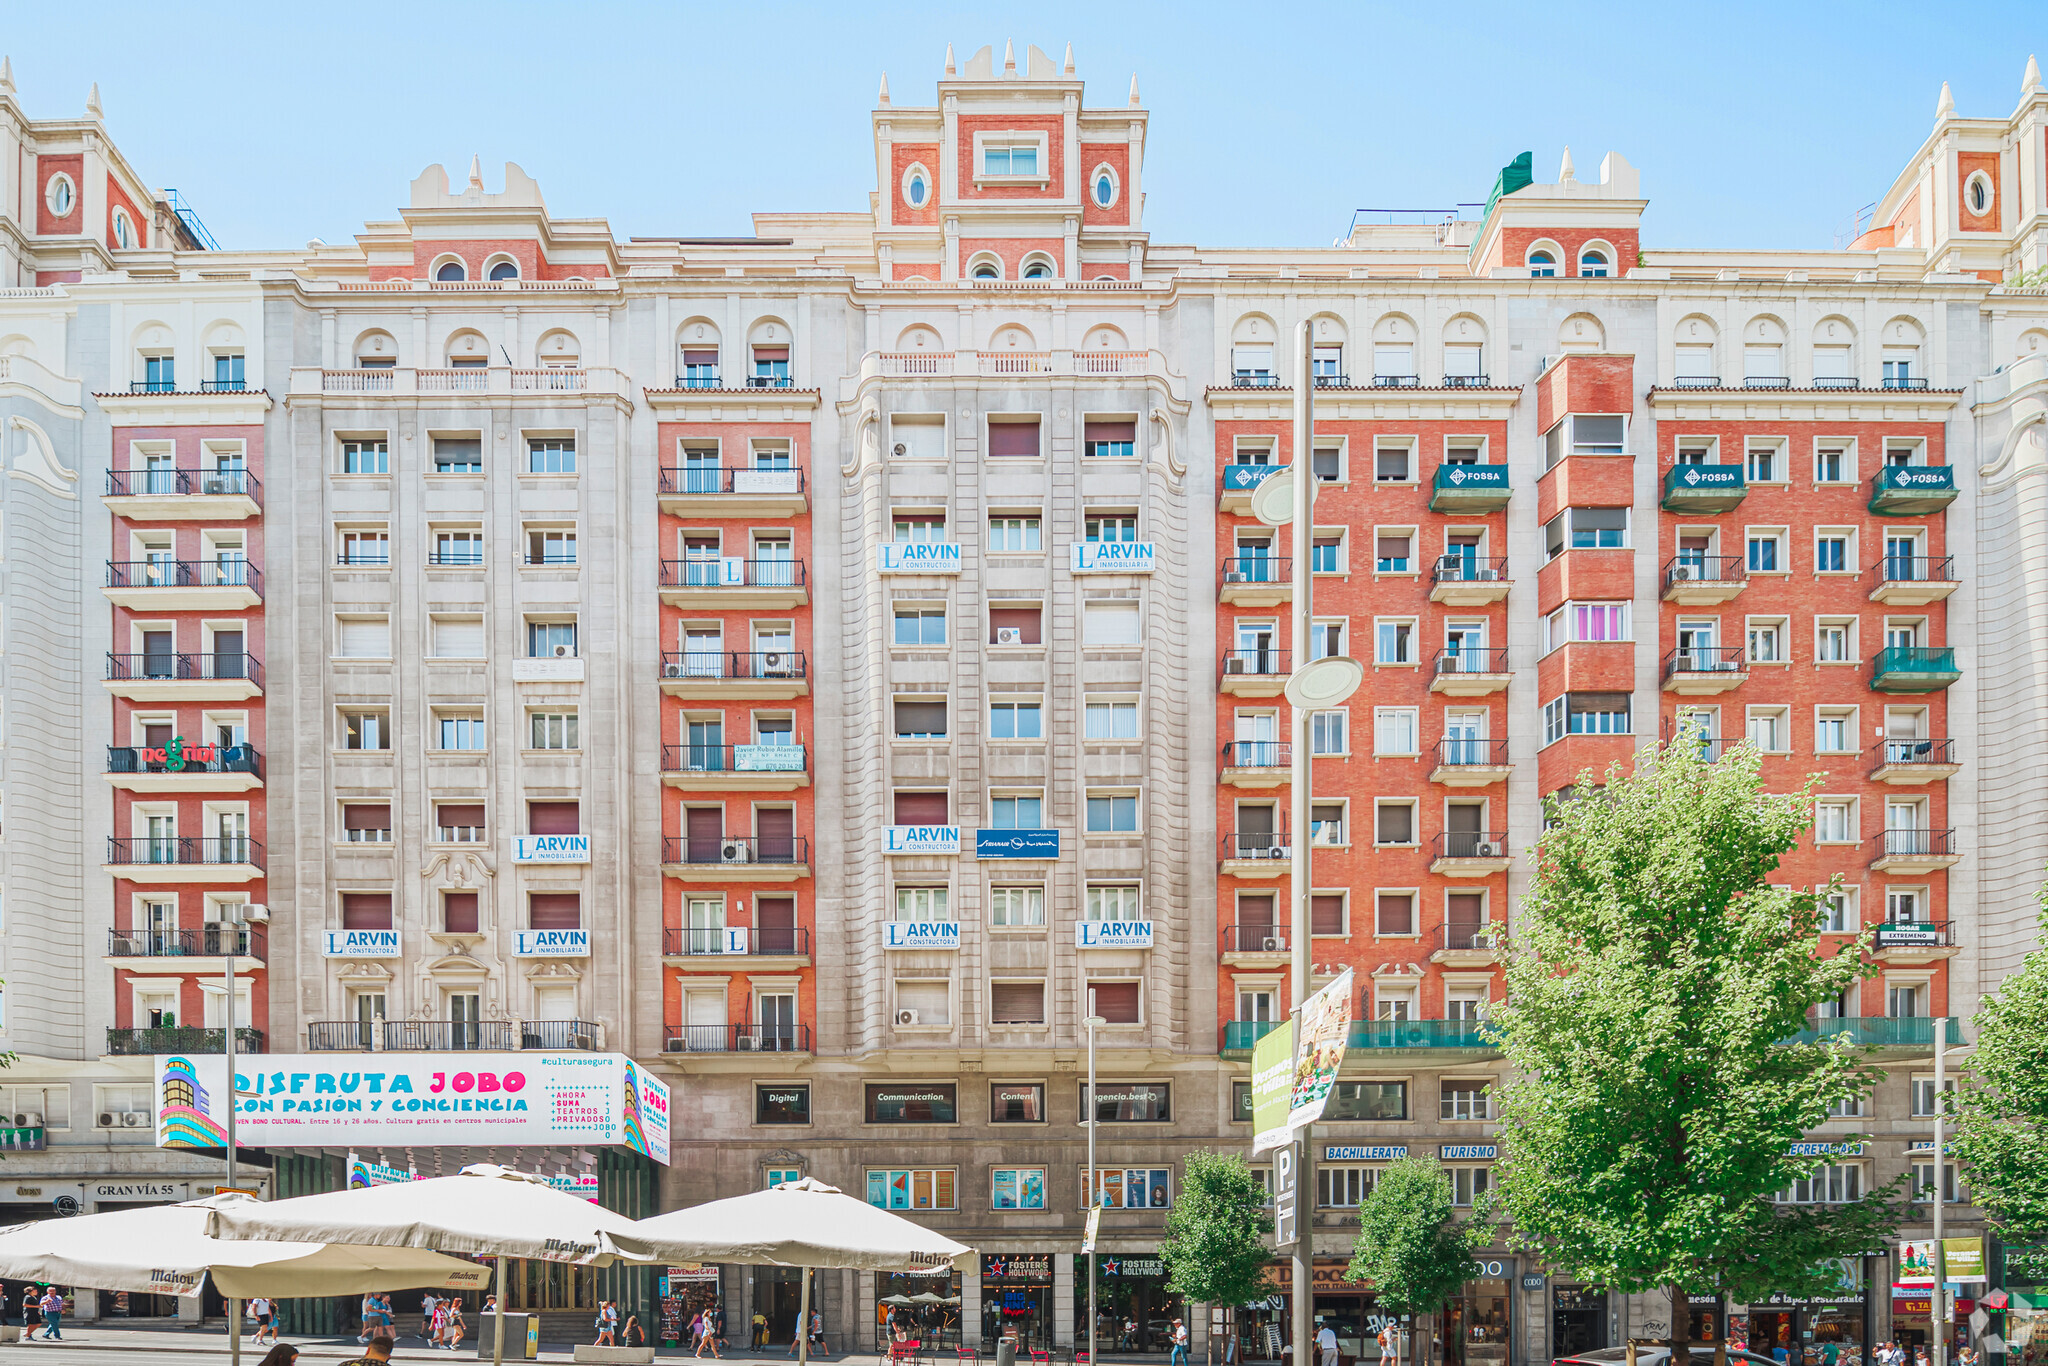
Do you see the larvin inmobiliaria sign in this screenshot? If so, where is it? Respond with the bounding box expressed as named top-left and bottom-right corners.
top-left (155, 1052), bottom-right (671, 1163)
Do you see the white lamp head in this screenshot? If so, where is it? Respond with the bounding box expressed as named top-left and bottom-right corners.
top-left (1248, 466), bottom-right (1297, 528)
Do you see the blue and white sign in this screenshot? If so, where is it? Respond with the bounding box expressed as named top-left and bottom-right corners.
top-left (1436, 464), bottom-right (1510, 491)
top-left (717, 556), bottom-right (748, 586)
top-left (732, 470), bottom-right (802, 496)
top-left (322, 930), bottom-right (400, 958)
top-left (1072, 542), bottom-right (1157, 573)
top-left (514, 929), bottom-right (591, 958)
top-left (1885, 468), bottom-right (1954, 491)
top-left (1327, 1145), bottom-right (1408, 1162)
top-left (886, 825), bottom-right (961, 855)
top-left (735, 743), bottom-right (807, 772)
top-left (975, 828), bottom-right (1061, 860)
top-left (1076, 920), bottom-right (1155, 949)
top-left (514, 835), bottom-right (591, 864)
top-left (1670, 465), bottom-right (1743, 490)
top-left (1223, 463), bottom-right (1279, 491)
top-left (877, 542), bottom-right (963, 574)
top-left (1788, 1141), bottom-right (1865, 1157)
top-left (884, 921), bottom-right (962, 950)
top-left (1441, 1144), bottom-right (1498, 1161)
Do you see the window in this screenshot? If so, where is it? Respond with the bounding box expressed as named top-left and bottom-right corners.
top-left (1779, 1164), bottom-right (1863, 1205)
top-left (1311, 710), bottom-right (1348, 755)
top-left (990, 886), bottom-right (1045, 927)
top-left (1912, 1077), bottom-right (1954, 1117)
top-left (1816, 534), bottom-right (1848, 573)
top-left (1747, 445), bottom-right (1779, 482)
top-left (1544, 414), bottom-right (1627, 466)
top-left (436, 803), bottom-right (484, 843)
top-left (991, 700), bottom-right (1042, 740)
top-left (1372, 343), bottom-right (1415, 379)
top-left (1090, 981), bottom-right (1142, 1025)
top-left (1816, 445), bottom-right (1848, 482)
top-left (1545, 602), bottom-right (1629, 650)
top-left (904, 167), bottom-right (929, 208)
top-left (1375, 531), bottom-right (1412, 572)
top-left (894, 699), bottom-right (947, 740)
top-left (342, 803), bottom-right (392, 843)
top-left (343, 711), bottom-right (389, 751)
top-left (1966, 171), bottom-right (1993, 215)
top-left (434, 530), bottom-right (484, 566)
top-left (46, 173), bottom-right (75, 217)
top-left (756, 1085), bottom-right (809, 1125)
top-left (1815, 709), bottom-right (1855, 753)
top-left (1543, 506), bottom-right (1629, 559)
top-left (1747, 532), bottom-right (1782, 572)
top-left (1374, 620), bottom-right (1413, 664)
top-left (990, 980), bottom-right (1046, 1025)
top-left (1528, 250), bottom-right (1556, 277)
top-left (1082, 602), bottom-right (1141, 646)
top-left (426, 616), bottom-right (484, 660)
top-left (530, 712), bottom-right (579, 750)
top-left (1375, 445), bottom-right (1412, 482)
top-left (433, 437), bottom-right (482, 474)
top-left (982, 142), bottom-right (1040, 177)
top-left (1748, 619), bottom-right (1783, 663)
top-left (1375, 891), bottom-right (1417, 936)
top-left (437, 713), bottom-right (486, 751)
top-left (1448, 1167), bottom-right (1492, 1207)
top-left (1745, 343), bottom-right (1784, 383)
top-left (1087, 885), bottom-right (1142, 921)
top-left (989, 606), bottom-right (1042, 646)
top-left (1376, 985), bottom-right (1418, 1019)
top-left (991, 1083), bottom-right (1045, 1123)
top-left (896, 980), bottom-right (951, 1027)
top-left (1086, 793), bottom-right (1138, 834)
top-left (1675, 344), bottom-right (1715, 382)
top-left (1093, 168), bottom-right (1117, 206)
top-left (864, 1082), bottom-right (958, 1126)
top-left (1747, 707), bottom-right (1788, 752)
top-left (1373, 708), bottom-right (1418, 756)
top-left (1084, 420), bottom-right (1136, 459)
top-left (1888, 983), bottom-right (1924, 1018)
top-left (989, 516), bottom-right (1041, 552)
top-left (1815, 620), bottom-right (1852, 663)
top-left (990, 792), bottom-right (1043, 828)
top-left (528, 439), bottom-right (576, 474)
top-left (1086, 699), bottom-right (1138, 739)
top-left (894, 608), bottom-right (945, 646)
top-left (335, 615), bottom-right (391, 659)
top-left (1445, 344), bottom-right (1484, 379)
top-left (1086, 515), bottom-right (1139, 543)
top-left (1081, 1081), bottom-right (1171, 1123)
top-left (211, 352), bottom-right (244, 389)
top-left (1085, 1167), bottom-right (1174, 1209)
top-left (528, 621), bottom-right (577, 658)
top-left (1312, 446), bottom-right (1343, 482)
top-left (338, 529), bottom-right (390, 566)
top-left (865, 1168), bottom-right (958, 1210)
top-left (1814, 799), bottom-right (1856, 843)
top-left (141, 353), bottom-right (176, 392)
top-left (1375, 803), bottom-right (1416, 846)
top-left (340, 439), bottom-right (389, 475)
top-left (1323, 1081), bottom-right (1408, 1121)
top-left (1911, 1159), bottom-right (1963, 1205)
top-left (988, 419), bottom-right (1041, 458)
top-left (1542, 692), bottom-right (1631, 745)
top-left (1318, 1166), bottom-right (1378, 1208)
top-left (893, 886), bottom-right (949, 922)
top-left (528, 528), bottom-right (577, 565)
top-left (1579, 247), bottom-right (1609, 278)
top-left (1312, 533), bottom-right (1343, 573)
top-left (1441, 1080), bottom-right (1491, 1120)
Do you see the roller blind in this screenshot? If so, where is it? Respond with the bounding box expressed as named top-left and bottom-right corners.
top-left (336, 617), bottom-right (389, 658)
top-left (894, 700), bottom-right (948, 736)
top-left (1090, 981), bottom-right (1141, 1024)
top-left (443, 892), bottom-right (479, 934)
top-left (343, 804), bottom-right (391, 832)
top-left (529, 893), bottom-right (581, 930)
top-left (988, 421), bottom-right (1041, 457)
top-left (1084, 420), bottom-right (1136, 443)
top-left (894, 791), bottom-right (949, 825)
top-left (751, 345), bottom-right (789, 362)
top-left (341, 893), bottom-right (392, 930)
top-left (437, 804), bottom-right (485, 830)
top-left (990, 981), bottom-right (1046, 1024)
top-left (528, 801), bottom-right (580, 835)
top-left (431, 617), bottom-right (485, 658)
top-left (1311, 894), bottom-right (1346, 936)
top-left (989, 607), bottom-right (1042, 644)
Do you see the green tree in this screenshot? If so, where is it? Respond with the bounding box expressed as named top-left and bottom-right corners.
top-left (1345, 1157), bottom-right (1490, 1365)
top-left (1952, 882), bottom-right (2048, 1227)
top-left (1160, 1151), bottom-right (1275, 1364)
top-left (1487, 740), bottom-right (1908, 1364)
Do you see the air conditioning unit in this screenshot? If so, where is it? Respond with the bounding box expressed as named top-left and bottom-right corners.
top-left (1224, 656), bottom-right (1250, 674)
top-left (761, 652), bottom-right (794, 676)
top-left (893, 443), bottom-right (908, 457)
top-left (1261, 937), bottom-right (1283, 953)
top-left (663, 662), bottom-right (687, 678)
top-left (552, 644), bottom-right (575, 658)
top-left (1224, 569), bottom-right (1247, 584)
top-left (720, 839), bottom-right (752, 864)
top-left (1670, 565), bottom-right (1696, 582)
top-left (1472, 567), bottom-right (1498, 581)
top-left (568, 1032), bottom-right (597, 1051)
top-left (1472, 842), bottom-right (1500, 859)
top-left (895, 1009), bottom-right (922, 1027)
top-left (664, 1035), bottom-right (687, 1054)
top-left (122, 1111), bottom-right (148, 1128)
top-left (16, 1112), bottom-right (41, 1129)
top-left (98, 1112), bottom-right (117, 1129)
top-left (996, 628), bottom-right (1023, 645)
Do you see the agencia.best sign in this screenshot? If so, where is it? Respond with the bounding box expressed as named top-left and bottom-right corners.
top-left (155, 1052), bottom-right (671, 1164)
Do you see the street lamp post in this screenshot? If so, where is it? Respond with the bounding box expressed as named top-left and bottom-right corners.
top-left (219, 900), bottom-right (263, 1366)
top-left (1087, 993), bottom-right (1104, 1366)
top-left (1932, 1020), bottom-right (1947, 1366)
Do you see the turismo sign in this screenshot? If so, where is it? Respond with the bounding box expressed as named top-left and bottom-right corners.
top-left (513, 930), bottom-right (590, 957)
top-left (1072, 541), bottom-right (1157, 573)
top-left (322, 930), bottom-right (400, 958)
top-left (514, 835), bottom-right (590, 864)
top-left (884, 921), bottom-right (961, 950)
top-left (886, 825), bottom-right (960, 855)
top-left (1075, 920), bottom-right (1154, 948)
top-left (876, 542), bottom-right (963, 574)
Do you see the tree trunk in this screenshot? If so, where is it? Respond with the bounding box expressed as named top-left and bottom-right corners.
top-left (1670, 1286), bottom-right (1694, 1361)
top-left (1713, 1295), bottom-right (1728, 1366)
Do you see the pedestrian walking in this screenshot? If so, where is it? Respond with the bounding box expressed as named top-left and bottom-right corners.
top-left (448, 1300), bottom-right (469, 1352)
top-left (699, 1308), bottom-right (726, 1358)
top-left (754, 1310), bottom-right (769, 1348)
top-left (625, 1314), bottom-right (647, 1347)
top-left (419, 1290), bottom-right (438, 1342)
top-left (1173, 1317), bottom-right (1190, 1366)
top-left (22, 1285), bottom-right (39, 1340)
top-left (1316, 1319), bottom-right (1339, 1366)
top-left (37, 1287), bottom-right (63, 1341)
top-left (250, 1293), bottom-right (277, 1346)
top-left (596, 1298), bottom-right (620, 1346)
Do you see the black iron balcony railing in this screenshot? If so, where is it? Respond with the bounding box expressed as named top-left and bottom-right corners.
top-left (1663, 555), bottom-right (1747, 593)
top-left (1439, 927), bottom-right (1499, 953)
top-left (1441, 373), bottom-right (1492, 388)
top-left (661, 834), bottom-right (810, 866)
top-left (662, 926), bottom-right (811, 957)
top-left (108, 927), bottom-right (263, 959)
top-left (1870, 555), bottom-right (1957, 588)
top-left (1221, 648), bottom-right (1290, 679)
top-left (1371, 373), bottom-right (1422, 388)
top-left (106, 469), bottom-right (261, 501)
top-left (308, 1021), bottom-right (375, 1051)
top-left (745, 373), bottom-right (795, 390)
top-left (1432, 554), bottom-right (1509, 585)
top-left (1672, 735), bottom-right (1735, 762)
top-left (106, 1026), bottom-right (263, 1055)
top-left (1435, 738), bottom-right (1509, 767)
top-left (1663, 645), bottom-right (1748, 679)
top-left (107, 652), bottom-right (264, 686)
top-left (1221, 922), bottom-right (1292, 953)
top-left (658, 466), bottom-right (807, 497)
top-left (129, 380), bottom-right (181, 393)
top-left (1229, 372), bottom-right (1284, 388)
top-left (660, 650), bottom-right (808, 683)
top-left (424, 548), bottom-right (485, 567)
top-left (672, 371), bottom-right (723, 389)
top-left (336, 548), bottom-right (392, 567)
top-left (1435, 646), bottom-right (1509, 677)
top-left (1310, 373), bottom-right (1351, 388)
top-left (1812, 376), bottom-right (1861, 390)
top-left (1873, 737), bottom-right (1956, 767)
top-left (383, 1020), bottom-right (518, 1052)
top-left (1434, 830), bottom-right (1510, 861)
top-left (519, 1019), bottom-right (602, 1049)
top-left (660, 743), bottom-right (809, 775)
top-left (198, 378), bottom-right (248, 392)
top-left (106, 836), bottom-right (263, 869)
top-left (1221, 555), bottom-right (1291, 587)
top-left (1220, 830), bottom-right (1291, 860)
top-left (106, 560), bottom-right (262, 594)
top-left (1222, 740), bottom-right (1290, 769)
top-left (108, 743), bottom-right (262, 779)
top-left (1876, 828), bottom-right (1958, 860)
top-left (658, 558), bottom-right (807, 590)
top-left (1881, 376), bottom-right (1931, 390)
top-left (663, 1023), bottom-right (811, 1054)
top-left (1743, 375), bottom-right (1792, 389)
top-left (1672, 375), bottom-right (1721, 389)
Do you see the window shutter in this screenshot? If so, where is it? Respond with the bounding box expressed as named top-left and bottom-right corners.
top-left (1311, 895), bottom-right (1346, 936)
top-left (894, 791), bottom-right (950, 825)
top-left (894, 700), bottom-right (948, 736)
top-left (1236, 895), bottom-right (1276, 937)
top-left (528, 801), bottom-right (580, 835)
top-left (1082, 602), bottom-right (1140, 645)
top-left (987, 421), bottom-right (1041, 457)
top-left (751, 345), bottom-right (789, 362)
top-left (434, 438), bottom-right (481, 463)
top-left (529, 893), bottom-right (581, 930)
top-left (1090, 981), bottom-right (1141, 1024)
top-left (437, 804), bottom-right (485, 830)
top-left (443, 892), bottom-right (479, 934)
top-left (343, 804), bottom-right (391, 832)
top-left (682, 349), bottom-right (718, 365)
top-left (1376, 804), bottom-right (1414, 843)
top-left (1375, 535), bottom-right (1409, 559)
top-left (1083, 420), bottom-right (1136, 443)
top-left (1376, 894), bottom-right (1414, 936)
top-left (989, 607), bottom-right (1042, 644)
top-left (756, 808), bottom-right (796, 859)
top-left (337, 617), bottom-right (389, 657)
top-left (432, 617), bottom-right (485, 658)
top-left (1448, 893), bottom-right (1486, 939)
top-left (991, 981), bottom-right (1046, 1024)
top-left (1375, 448), bottom-right (1409, 479)
top-left (341, 893), bottom-right (393, 930)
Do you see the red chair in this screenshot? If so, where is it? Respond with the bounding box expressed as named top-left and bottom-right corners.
top-left (890, 1342), bottom-right (922, 1366)
top-left (957, 1349), bottom-right (982, 1366)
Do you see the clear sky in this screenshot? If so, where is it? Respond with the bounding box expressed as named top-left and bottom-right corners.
top-left (5, 1), bottom-right (2044, 254)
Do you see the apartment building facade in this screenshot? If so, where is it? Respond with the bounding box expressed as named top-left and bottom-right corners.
top-left (2, 41), bottom-right (2047, 1360)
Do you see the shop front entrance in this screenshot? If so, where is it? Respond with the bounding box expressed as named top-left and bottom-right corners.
top-left (1076, 1254), bottom-right (1186, 1353)
top-left (983, 1255), bottom-right (1055, 1352)
top-left (1254, 1260), bottom-right (1414, 1366)
top-left (756, 1266), bottom-right (805, 1347)
top-left (1441, 1271), bottom-right (1512, 1366)
top-left (1746, 1300), bottom-right (1867, 1366)
top-left (1553, 1287), bottom-right (1607, 1358)
top-left (880, 1269), bottom-right (963, 1350)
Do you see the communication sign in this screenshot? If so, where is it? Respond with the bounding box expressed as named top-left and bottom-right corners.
top-left (975, 828), bottom-right (1060, 859)
top-left (1272, 1142), bottom-right (1299, 1247)
top-left (1249, 1019), bottom-right (1297, 1155)
top-left (883, 921), bottom-right (961, 950)
top-left (513, 930), bottom-right (591, 958)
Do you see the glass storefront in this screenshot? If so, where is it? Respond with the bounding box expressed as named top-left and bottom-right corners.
top-left (982, 1255), bottom-right (1055, 1351)
top-left (1075, 1253), bottom-right (1186, 1353)
top-left (1441, 1276), bottom-right (1511, 1366)
top-left (658, 1267), bottom-right (722, 1347)
top-left (878, 1269), bottom-right (963, 1350)
top-left (2004, 1242), bottom-right (2048, 1366)
top-left (1553, 1287), bottom-right (1608, 1358)
top-left (755, 1266), bottom-right (806, 1347)
top-left (1746, 1300), bottom-right (1865, 1366)
top-left (1250, 1260), bottom-right (1415, 1366)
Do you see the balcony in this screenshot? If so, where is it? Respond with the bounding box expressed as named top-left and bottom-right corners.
top-left (1430, 830), bottom-right (1512, 877)
top-left (1430, 738), bottom-right (1510, 787)
top-left (661, 743), bottom-right (810, 790)
top-left (662, 1023), bottom-right (811, 1055)
top-left (105, 560), bottom-right (262, 611)
top-left (383, 1020), bottom-right (519, 1051)
top-left (104, 468), bottom-right (261, 519)
top-left (518, 1019), bottom-right (603, 1050)
top-left (1219, 463), bottom-right (1283, 513)
top-left (1870, 827), bottom-right (1960, 874)
top-left (106, 927), bottom-right (264, 972)
top-left (1431, 646), bottom-right (1510, 697)
top-left (659, 650), bottom-right (808, 699)
top-left (656, 465), bottom-right (808, 516)
top-left (1221, 740), bottom-right (1291, 788)
top-left (1873, 921), bottom-right (1961, 966)
top-left (107, 743), bottom-right (263, 793)
top-left (1220, 1019), bottom-right (1284, 1058)
top-left (307, 1021), bottom-right (377, 1051)
top-left (1428, 557), bottom-right (1512, 610)
top-left (105, 836), bottom-right (263, 883)
top-left (1219, 831), bottom-right (1291, 879)
top-left (1869, 466), bottom-right (1957, 516)
top-left (1220, 555), bottom-right (1291, 607)
top-left (1662, 555), bottom-right (1747, 605)
top-left (1348, 1018), bottom-right (1497, 1057)
top-left (1871, 645), bottom-right (1960, 692)
top-left (1227, 372), bottom-right (1285, 390)
top-left (1661, 464), bottom-right (1747, 512)
top-left (1742, 376), bottom-right (1792, 390)
top-left (663, 926), bottom-right (811, 967)
top-left (1812, 376), bottom-right (1861, 390)
top-left (1429, 464), bottom-right (1511, 512)
top-left (1371, 373), bottom-right (1422, 389)
top-left (1782, 1016), bottom-right (1963, 1055)
top-left (1220, 648), bottom-right (1290, 697)
top-left (658, 557), bottom-right (808, 609)
top-left (106, 1026), bottom-right (264, 1056)
top-left (1662, 646), bottom-right (1748, 694)
top-left (1220, 922), bottom-right (1292, 966)
top-left (661, 834), bottom-right (811, 882)
top-left (1867, 556), bottom-right (1958, 606)
top-left (1430, 929), bottom-right (1502, 969)
top-left (106, 652), bottom-right (263, 702)
top-left (1869, 737), bottom-right (1961, 785)
top-left (1442, 373), bottom-right (1493, 389)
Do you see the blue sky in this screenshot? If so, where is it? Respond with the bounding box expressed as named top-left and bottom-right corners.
top-left (6, 1), bottom-right (2043, 253)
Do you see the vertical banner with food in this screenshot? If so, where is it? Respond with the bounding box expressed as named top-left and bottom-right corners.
top-left (1249, 968), bottom-right (1355, 1155)
top-left (1249, 1019), bottom-right (1297, 1155)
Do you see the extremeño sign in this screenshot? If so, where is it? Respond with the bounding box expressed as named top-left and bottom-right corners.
top-left (155, 1052), bottom-right (671, 1164)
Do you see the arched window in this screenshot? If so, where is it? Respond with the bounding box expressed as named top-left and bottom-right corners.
top-left (1528, 251), bottom-right (1556, 278)
top-left (903, 163), bottom-right (931, 210)
top-left (488, 260), bottom-right (518, 281)
top-left (972, 264), bottom-right (1000, 280)
top-left (908, 174), bottom-right (927, 207)
top-left (112, 211), bottom-right (134, 249)
top-left (1579, 250), bottom-right (1608, 279)
top-left (435, 260), bottom-right (467, 283)
top-left (1096, 174), bottom-right (1116, 207)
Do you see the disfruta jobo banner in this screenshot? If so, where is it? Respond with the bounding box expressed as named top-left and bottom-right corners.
top-left (157, 1052), bottom-right (671, 1164)
top-left (1250, 968), bottom-right (1356, 1156)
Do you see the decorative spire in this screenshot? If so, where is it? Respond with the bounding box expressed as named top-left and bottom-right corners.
top-left (2025, 54), bottom-right (2042, 95)
top-left (467, 155), bottom-right (483, 190)
top-left (1128, 73), bottom-right (1140, 107)
top-left (1003, 39), bottom-right (1015, 76)
top-left (878, 71), bottom-right (891, 105)
top-left (0, 57), bottom-right (14, 94)
top-left (86, 81), bottom-right (101, 118)
top-left (1063, 42), bottom-right (1074, 75)
top-left (1936, 81), bottom-right (1955, 120)
top-left (944, 43), bottom-right (955, 76)
top-left (1558, 145), bottom-right (1576, 183)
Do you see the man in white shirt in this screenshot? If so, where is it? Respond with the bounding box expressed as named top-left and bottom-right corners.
top-left (418, 1292), bottom-right (438, 1343)
top-left (1317, 1321), bottom-right (1340, 1366)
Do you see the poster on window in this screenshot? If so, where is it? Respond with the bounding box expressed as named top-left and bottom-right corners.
top-left (992, 1168), bottom-right (1046, 1210)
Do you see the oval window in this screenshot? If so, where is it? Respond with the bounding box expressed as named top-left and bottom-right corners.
top-left (1095, 174), bottom-right (1114, 206)
top-left (48, 175), bottom-right (74, 217)
top-left (488, 260), bottom-right (518, 281)
top-left (908, 175), bottom-right (927, 208)
top-left (1969, 176), bottom-right (1990, 213)
top-left (435, 261), bottom-right (466, 282)
top-left (113, 212), bottom-right (133, 248)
